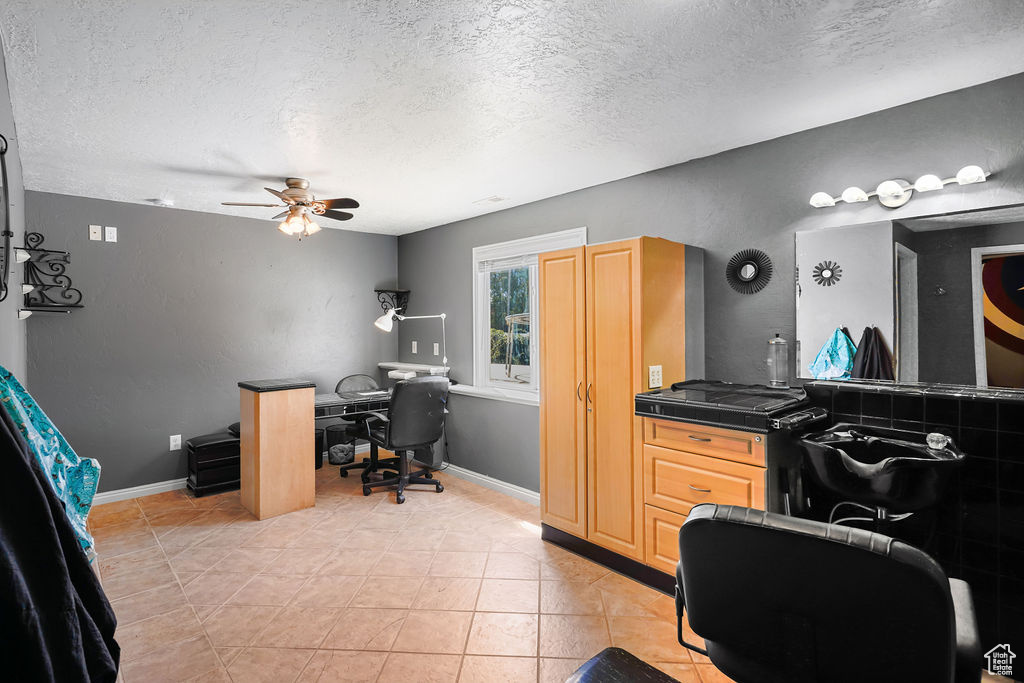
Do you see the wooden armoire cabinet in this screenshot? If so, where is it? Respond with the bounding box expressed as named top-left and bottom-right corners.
top-left (539, 237), bottom-right (703, 562)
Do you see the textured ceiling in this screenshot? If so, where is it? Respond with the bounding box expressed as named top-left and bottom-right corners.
top-left (2, 1), bottom-right (1024, 235)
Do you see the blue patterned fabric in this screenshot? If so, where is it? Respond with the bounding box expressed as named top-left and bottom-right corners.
top-left (0, 365), bottom-right (98, 559)
top-left (808, 328), bottom-right (858, 380)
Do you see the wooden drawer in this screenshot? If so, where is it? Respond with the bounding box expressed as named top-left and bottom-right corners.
top-left (645, 505), bottom-right (687, 574)
top-left (643, 444), bottom-right (765, 516)
top-left (644, 418), bottom-right (765, 467)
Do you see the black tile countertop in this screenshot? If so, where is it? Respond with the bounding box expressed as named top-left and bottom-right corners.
top-left (237, 378), bottom-right (316, 393)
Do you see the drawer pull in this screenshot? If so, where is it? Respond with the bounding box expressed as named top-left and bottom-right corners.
top-left (687, 435), bottom-right (712, 442)
top-left (688, 484), bottom-right (712, 494)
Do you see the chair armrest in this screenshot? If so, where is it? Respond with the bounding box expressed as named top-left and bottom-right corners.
top-left (363, 411), bottom-right (389, 423)
top-left (949, 578), bottom-right (981, 683)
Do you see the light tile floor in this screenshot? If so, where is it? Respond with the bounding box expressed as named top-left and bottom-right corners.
top-left (91, 467), bottom-right (731, 682)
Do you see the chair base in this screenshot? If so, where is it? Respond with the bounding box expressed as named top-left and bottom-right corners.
top-left (362, 448), bottom-right (443, 504)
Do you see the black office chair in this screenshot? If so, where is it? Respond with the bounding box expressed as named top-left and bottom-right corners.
top-left (361, 376), bottom-right (448, 504)
top-left (327, 374), bottom-right (395, 480)
top-left (675, 504), bottom-right (981, 683)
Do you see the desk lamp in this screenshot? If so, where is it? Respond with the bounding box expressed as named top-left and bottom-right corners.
top-left (374, 307), bottom-right (448, 370)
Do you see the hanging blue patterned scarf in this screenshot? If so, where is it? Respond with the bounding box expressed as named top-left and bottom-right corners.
top-left (0, 364), bottom-right (99, 559)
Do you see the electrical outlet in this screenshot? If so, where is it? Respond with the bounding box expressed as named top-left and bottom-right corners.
top-left (433, 342), bottom-right (440, 356)
top-left (104, 226), bottom-right (118, 242)
top-left (169, 434), bottom-right (181, 451)
top-left (411, 341), bottom-right (418, 354)
top-left (88, 225), bottom-right (102, 241)
top-left (648, 364), bottom-right (663, 389)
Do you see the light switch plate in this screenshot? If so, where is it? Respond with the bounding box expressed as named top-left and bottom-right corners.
top-left (104, 226), bottom-right (118, 242)
top-left (648, 364), bottom-right (663, 389)
top-left (411, 341), bottom-right (418, 354)
top-left (169, 434), bottom-right (181, 451)
top-left (433, 343), bottom-right (440, 356)
top-left (88, 225), bottom-right (102, 241)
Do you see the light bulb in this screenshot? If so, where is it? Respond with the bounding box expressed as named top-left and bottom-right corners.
top-left (955, 165), bottom-right (987, 185)
top-left (914, 174), bottom-right (944, 192)
top-left (809, 192), bottom-right (835, 208)
top-left (876, 180), bottom-right (905, 199)
top-left (841, 186), bottom-right (868, 203)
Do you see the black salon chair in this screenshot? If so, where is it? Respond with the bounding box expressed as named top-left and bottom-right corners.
top-left (329, 374), bottom-right (396, 480)
top-left (675, 504), bottom-right (981, 683)
top-left (361, 376), bottom-right (448, 504)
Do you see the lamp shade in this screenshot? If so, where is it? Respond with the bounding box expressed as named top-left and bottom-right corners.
top-left (841, 186), bottom-right (869, 203)
top-left (955, 165), bottom-right (986, 185)
top-left (914, 174), bottom-right (944, 192)
top-left (876, 180), bottom-right (905, 199)
top-left (809, 192), bottom-right (835, 208)
top-left (374, 309), bottom-right (396, 332)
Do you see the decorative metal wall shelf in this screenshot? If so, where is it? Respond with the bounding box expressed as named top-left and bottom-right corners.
top-left (374, 288), bottom-right (410, 313)
top-left (19, 232), bottom-right (84, 316)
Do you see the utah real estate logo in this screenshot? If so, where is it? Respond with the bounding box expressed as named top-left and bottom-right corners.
top-left (984, 644), bottom-right (1015, 677)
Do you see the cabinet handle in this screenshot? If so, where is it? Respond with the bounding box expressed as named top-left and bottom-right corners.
top-left (687, 435), bottom-right (712, 442)
top-left (576, 382), bottom-right (583, 401)
top-left (586, 384), bottom-right (593, 403)
top-left (688, 484), bottom-right (712, 493)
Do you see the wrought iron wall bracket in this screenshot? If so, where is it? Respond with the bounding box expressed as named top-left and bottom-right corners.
top-left (19, 232), bottom-right (84, 314)
top-left (375, 288), bottom-right (410, 313)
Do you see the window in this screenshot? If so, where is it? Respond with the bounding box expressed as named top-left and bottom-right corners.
top-left (471, 227), bottom-right (587, 399)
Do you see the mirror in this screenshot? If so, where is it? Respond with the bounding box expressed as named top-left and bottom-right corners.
top-left (795, 205), bottom-right (1024, 389)
top-left (726, 248), bottom-right (773, 294)
top-left (738, 262), bottom-right (758, 281)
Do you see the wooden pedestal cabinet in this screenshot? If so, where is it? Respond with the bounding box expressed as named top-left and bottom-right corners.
top-left (539, 237), bottom-right (702, 561)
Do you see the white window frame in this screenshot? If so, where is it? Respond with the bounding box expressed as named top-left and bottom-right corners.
top-left (462, 227), bottom-right (587, 405)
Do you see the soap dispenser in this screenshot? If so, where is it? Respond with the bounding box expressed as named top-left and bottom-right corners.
top-left (767, 334), bottom-right (789, 389)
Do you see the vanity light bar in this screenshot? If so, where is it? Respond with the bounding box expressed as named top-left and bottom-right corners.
top-left (809, 165), bottom-right (989, 209)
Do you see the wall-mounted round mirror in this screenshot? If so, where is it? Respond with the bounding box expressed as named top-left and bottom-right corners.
top-left (726, 248), bottom-right (773, 294)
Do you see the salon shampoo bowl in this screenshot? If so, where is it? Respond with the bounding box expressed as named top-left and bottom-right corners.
top-left (799, 423), bottom-right (965, 513)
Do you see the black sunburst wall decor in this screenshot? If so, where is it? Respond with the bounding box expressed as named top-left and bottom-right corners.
top-left (726, 249), bottom-right (773, 294)
top-left (812, 260), bottom-right (842, 286)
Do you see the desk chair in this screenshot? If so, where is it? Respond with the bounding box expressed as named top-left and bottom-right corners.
top-left (361, 376), bottom-right (448, 504)
top-left (327, 374), bottom-right (396, 481)
top-left (675, 504), bottom-right (981, 683)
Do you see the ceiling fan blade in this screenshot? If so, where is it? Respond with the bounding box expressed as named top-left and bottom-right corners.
top-left (319, 197), bottom-right (360, 210)
top-left (221, 202), bottom-right (281, 207)
top-left (265, 187), bottom-right (296, 204)
top-left (271, 210), bottom-right (289, 220)
top-left (322, 210), bottom-right (354, 221)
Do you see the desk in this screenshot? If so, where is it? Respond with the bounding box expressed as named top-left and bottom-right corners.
top-left (315, 389), bottom-right (391, 420)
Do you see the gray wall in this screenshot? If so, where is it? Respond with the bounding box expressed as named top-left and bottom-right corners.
top-left (913, 221), bottom-right (1024, 385)
top-left (0, 39), bottom-right (26, 378)
top-left (26, 192), bottom-right (398, 492)
top-left (397, 73), bottom-right (1024, 491)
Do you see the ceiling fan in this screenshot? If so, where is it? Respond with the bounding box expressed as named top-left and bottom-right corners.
top-left (222, 177), bottom-right (359, 238)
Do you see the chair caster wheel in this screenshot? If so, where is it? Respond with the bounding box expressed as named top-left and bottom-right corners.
top-left (435, 483), bottom-right (444, 493)
top-left (339, 470), bottom-right (349, 478)
top-left (396, 494), bottom-right (405, 504)
top-left (362, 486), bottom-right (371, 496)
top-left (360, 472), bottom-right (370, 484)
top-left (424, 472), bottom-right (433, 479)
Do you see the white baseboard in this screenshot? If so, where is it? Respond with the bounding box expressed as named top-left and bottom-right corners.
top-left (93, 477), bottom-right (188, 506)
top-left (441, 464), bottom-right (539, 506)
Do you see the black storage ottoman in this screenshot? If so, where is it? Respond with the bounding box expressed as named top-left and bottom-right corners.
top-left (186, 429), bottom-right (241, 497)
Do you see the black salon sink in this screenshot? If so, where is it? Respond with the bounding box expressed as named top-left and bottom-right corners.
top-left (799, 423), bottom-right (965, 513)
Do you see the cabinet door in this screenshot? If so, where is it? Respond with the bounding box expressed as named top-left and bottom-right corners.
top-left (539, 247), bottom-right (588, 536)
top-left (645, 505), bottom-right (687, 574)
top-left (585, 240), bottom-right (644, 559)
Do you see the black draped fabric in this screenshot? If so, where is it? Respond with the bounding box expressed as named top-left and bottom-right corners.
top-left (0, 404), bottom-right (119, 681)
top-left (851, 326), bottom-right (895, 381)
